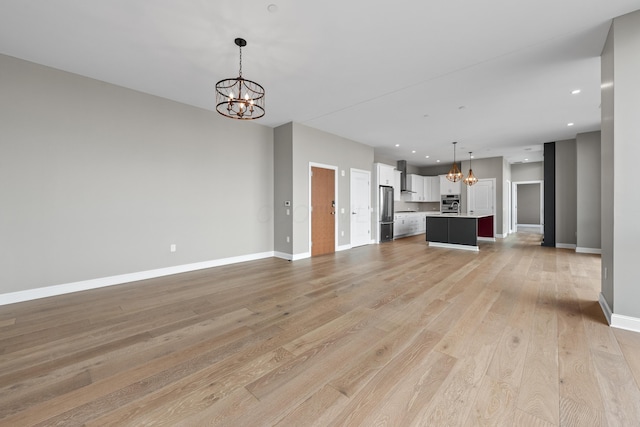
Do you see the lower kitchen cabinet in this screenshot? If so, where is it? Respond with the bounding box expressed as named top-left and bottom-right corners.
top-left (394, 212), bottom-right (427, 239)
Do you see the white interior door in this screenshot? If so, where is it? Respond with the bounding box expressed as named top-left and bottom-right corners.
top-left (350, 169), bottom-right (371, 247)
top-left (467, 178), bottom-right (495, 215)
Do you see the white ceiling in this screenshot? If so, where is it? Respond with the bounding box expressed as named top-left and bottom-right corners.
top-left (2, 1), bottom-right (639, 166)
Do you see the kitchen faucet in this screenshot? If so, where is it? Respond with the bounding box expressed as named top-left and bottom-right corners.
top-left (451, 201), bottom-right (459, 214)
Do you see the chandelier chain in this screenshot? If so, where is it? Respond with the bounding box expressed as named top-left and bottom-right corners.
top-left (238, 44), bottom-right (243, 77)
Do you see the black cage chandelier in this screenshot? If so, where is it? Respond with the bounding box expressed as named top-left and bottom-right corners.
top-left (215, 38), bottom-right (265, 120)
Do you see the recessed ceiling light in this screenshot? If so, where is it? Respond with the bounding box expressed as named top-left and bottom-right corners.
top-left (524, 158), bottom-right (529, 162)
top-left (411, 150), bottom-right (416, 154)
top-left (571, 89), bottom-right (581, 95)
top-left (567, 122), bottom-right (574, 126)
top-left (436, 160), bottom-right (440, 163)
top-left (425, 155), bottom-right (430, 159)
top-left (267, 4), bottom-right (279, 13)
top-left (395, 144), bottom-right (400, 147)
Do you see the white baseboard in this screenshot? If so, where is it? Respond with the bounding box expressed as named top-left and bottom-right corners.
top-left (598, 293), bottom-right (640, 333)
top-left (274, 251), bottom-right (311, 261)
top-left (292, 252), bottom-right (311, 261)
top-left (0, 251), bottom-right (275, 306)
top-left (496, 233), bottom-right (507, 239)
top-left (478, 237), bottom-right (496, 242)
top-left (576, 247), bottom-right (602, 255)
top-left (599, 293), bottom-right (613, 325)
top-left (556, 243), bottom-right (577, 249)
top-left (611, 313), bottom-right (640, 334)
top-left (337, 244), bottom-right (352, 252)
top-left (274, 251), bottom-right (293, 260)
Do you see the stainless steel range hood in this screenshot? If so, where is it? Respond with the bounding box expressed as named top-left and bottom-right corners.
top-left (396, 160), bottom-right (414, 193)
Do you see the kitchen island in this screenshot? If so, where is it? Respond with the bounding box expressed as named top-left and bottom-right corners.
top-left (425, 212), bottom-right (494, 251)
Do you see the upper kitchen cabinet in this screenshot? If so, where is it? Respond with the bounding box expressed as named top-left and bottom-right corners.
top-left (375, 163), bottom-right (395, 186)
top-left (424, 176), bottom-right (440, 202)
top-left (407, 174), bottom-right (424, 202)
top-left (393, 170), bottom-right (402, 201)
top-left (439, 174), bottom-right (461, 195)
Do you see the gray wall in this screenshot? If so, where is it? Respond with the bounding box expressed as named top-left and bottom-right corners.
top-left (603, 11), bottom-right (640, 320)
top-left (420, 165), bottom-right (453, 176)
top-left (517, 184), bottom-right (541, 225)
top-left (274, 123), bottom-right (294, 255)
top-left (555, 139), bottom-right (577, 246)
top-left (0, 54), bottom-right (274, 294)
top-left (576, 131), bottom-right (601, 251)
top-left (511, 162), bottom-right (544, 181)
top-left (601, 22), bottom-right (615, 311)
top-left (276, 122), bottom-right (374, 256)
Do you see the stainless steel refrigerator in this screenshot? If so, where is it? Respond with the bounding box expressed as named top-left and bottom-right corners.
top-left (379, 185), bottom-right (394, 242)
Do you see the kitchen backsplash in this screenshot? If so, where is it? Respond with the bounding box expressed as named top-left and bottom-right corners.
top-left (395, 200), bottom-right (440, 212)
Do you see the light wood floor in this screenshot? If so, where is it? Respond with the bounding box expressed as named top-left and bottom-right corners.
top-left (1, 232), bottom-right (640, 426)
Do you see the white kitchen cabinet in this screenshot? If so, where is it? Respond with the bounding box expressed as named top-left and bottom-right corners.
top-left (424, 176), bottom-right (440, 202)
top-left (418, 214), bottom-right (427, 233)
top-left (376, 163), bottom-right (395, 186)
top-left (421, 176), bottom-right (430, 201)
top-left (393, 170), bottom-right (402, 201)
top-left (405, 175), bottom-right (440, 202)
top-left (394, 212), bottom-right (427, 238)
top-left (407, 215), bottom-right (420, 234)
top-left (439, 174), bottom-right (461, 195)
top-left (430, 177), bottom-right (441, 201)
top-left (394, 214), bottom-right (408, 237)
top-left (407, 174), bottom-right (424, 201)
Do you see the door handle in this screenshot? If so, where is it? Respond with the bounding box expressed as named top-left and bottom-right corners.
top-left (352, 212), bottom-right (357, 215)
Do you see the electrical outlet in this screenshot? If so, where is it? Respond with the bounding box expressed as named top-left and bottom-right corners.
top-left (286, 208), bottom-right (290, 216)
top-left (341, 231), bottom-right (344, 237)
top-left (170, 244), bottom-right (176, 252)
top-left (604, 267), bottom-right (608, 279)
top-left (286, 236), bottom-right (290, 243)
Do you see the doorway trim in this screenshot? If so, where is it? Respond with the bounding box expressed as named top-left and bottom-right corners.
top-left (309, 162), bottom-right (339, 256)
top-left (511, 180), bottom-right (544, 234)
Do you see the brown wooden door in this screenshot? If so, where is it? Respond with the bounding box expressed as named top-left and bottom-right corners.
top-left (311, 166), bottom-right (335, 256)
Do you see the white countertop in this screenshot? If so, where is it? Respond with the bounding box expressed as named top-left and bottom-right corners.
top-left (425, 212), bottom-right (494, 219)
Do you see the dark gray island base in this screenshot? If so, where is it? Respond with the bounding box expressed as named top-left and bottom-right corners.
top-left (426, 213), bottom-right (494, 251)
